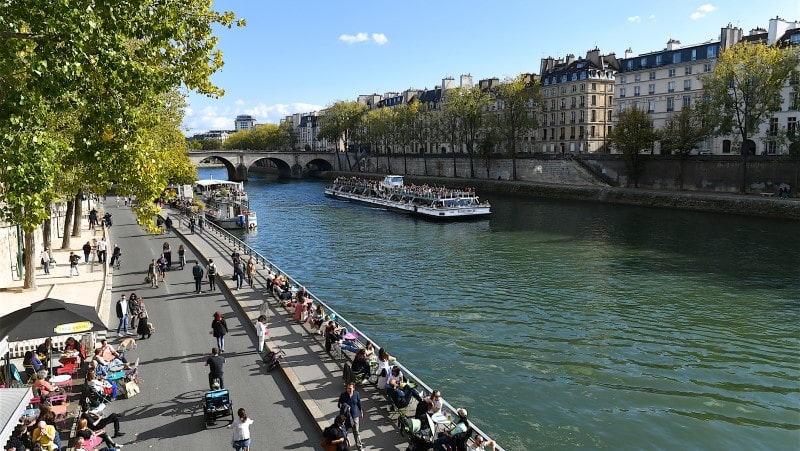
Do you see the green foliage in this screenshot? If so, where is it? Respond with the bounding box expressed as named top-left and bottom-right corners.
top-left (490, 74), bottom-right (540, 180)
top-left (610, 108), bottom-right (657, 187)
top-left (318, 100), bottom-right (369, 152)
top-left (659, 103), bottom-right (713, 156)
top-left (701, 41), bottom-right (800, 145)
top-left (224, 124), bottom-right (289, 150)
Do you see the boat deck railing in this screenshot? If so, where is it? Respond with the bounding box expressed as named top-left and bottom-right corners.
top-left (175, 209), bottom-right (504, 451)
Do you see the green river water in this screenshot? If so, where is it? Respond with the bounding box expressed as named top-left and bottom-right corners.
top-left (201, 168), bottom-right (799, 450)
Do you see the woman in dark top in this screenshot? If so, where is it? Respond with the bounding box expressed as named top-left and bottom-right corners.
top-left (76, 418), bottom-right (117, 449)
top-left (322, 414), bottom-right (349, 451)
top-left (136, 299), bottom-right (151, 339)
top-left (211, 311), bottom-right (229, 352)
top-left (351, 349), bottom-right (371, 380)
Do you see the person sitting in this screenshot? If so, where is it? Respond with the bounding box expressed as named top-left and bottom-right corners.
top-left (468, 434), bottom-right (496, 451)
top-left (76, 417), bottom-right (120, 449)
top-left (425, 389), bottom-right (444, 416)
top-left (434, 408), bottom-right (471, 451)
top-left (93, 349), bottom-right (128, 375)
top-left (33, 371), bottom-right (61, 399)
top-left (307, 304), bottom-right (325, 332)
top-left (363, 341), bottom-right (376, 361)
top-left (31, 420), bottom-right (58, 451)
top-left (63, 336), bottom-right (87, 364)
top-left (351, 349), bottom-right (371, 381)
top-left (324, 320), bottom-right (345, 353)
top-left (386, 378), bottom-right (423, 409)
top-left (86, 371), bottom-right (117, 401)
top-left (376, 348), bottom-right (396, 390)
top-left (387, 366), bottom-right (405, 386)
top-left (22, 350), bottom-right (44, 380)
top-left (82, 408), bottom-right (124, 439)
top-left (36, 338), bottom-right (53, 361)
top-left (98, 339), bottom-right (127, 364)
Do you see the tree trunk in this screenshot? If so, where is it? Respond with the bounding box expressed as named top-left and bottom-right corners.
top-left (43, 202), bottom-right (53, 250)
top-left (71, 192), bottom-right (82, 237)
top-left (452, 149), bottom-right (458, 178)
top-left (512, 153), bottom-right (518, 181)
top-left (24, 229), bottom-right (36, 290)
top-left (61, 200), bottom-right (74, 249)
top-left (679, 154), bottom-right (685, 190)
top-left (423, 148), bottom-right (428, 176)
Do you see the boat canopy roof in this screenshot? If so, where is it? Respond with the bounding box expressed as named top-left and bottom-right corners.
top-left (383, 175), bottom-right (404, 187)
top-left (195, 179), bottom-right (243, 191)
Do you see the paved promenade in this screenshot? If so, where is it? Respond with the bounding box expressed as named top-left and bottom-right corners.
top-left (3, 204), bottom-right (411, 450)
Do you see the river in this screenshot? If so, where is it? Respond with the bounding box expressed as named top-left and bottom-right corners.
top-left (200, 168), bottom-right (799, 450)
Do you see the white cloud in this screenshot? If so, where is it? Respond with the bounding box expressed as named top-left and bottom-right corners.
top-left (339, 32), bottom-right (369, 44)
top-left (648, 15), bottom-right (656, 20)
top-left (339, 32), bottom-right (389, 45)
top-left (184, 102), bottom-right (326, 136)
top-left (372, 33), bottom-right (388, 45)
top-left (690, 4), bottom-right (716, 20)
top-left (627, 16), bottom-right (641, 23)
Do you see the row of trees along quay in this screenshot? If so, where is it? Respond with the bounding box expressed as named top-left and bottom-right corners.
top-left (194, 42), bottom-right (800, 191)
top-left (0, 2), bottom-right (245, 289)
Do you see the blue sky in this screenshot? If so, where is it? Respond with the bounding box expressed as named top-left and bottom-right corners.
top-left (183, 0), bottom-right (800, 135)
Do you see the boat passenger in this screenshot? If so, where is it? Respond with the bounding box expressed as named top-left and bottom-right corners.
top-left (363, 341), bottom-right (376, 361)
top-left (351, 349), bottom-right (371, 381)
top-left (376, 348), bottom-right (396, 390)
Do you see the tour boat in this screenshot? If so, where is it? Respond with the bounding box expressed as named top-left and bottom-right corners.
top-left (194, 179), bottom-right (257, 229)
top-left (324, 175), bottom-right (491, 219)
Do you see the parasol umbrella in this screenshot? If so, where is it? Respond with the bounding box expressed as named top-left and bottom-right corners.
top-left (0, 297), bottom-right (107, 380)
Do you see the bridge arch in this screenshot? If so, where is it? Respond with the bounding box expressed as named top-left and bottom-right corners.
top-left (194, 155), bottom-right (243, 181)
top-left (187, 150), bottom-right (338, 181)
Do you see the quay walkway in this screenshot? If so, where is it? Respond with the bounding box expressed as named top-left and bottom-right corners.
top-left (165, 205), bottom-right (504, 450)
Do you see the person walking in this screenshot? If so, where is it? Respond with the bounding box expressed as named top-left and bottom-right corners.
top-left (163, 242), bottom-right (172, 269)
top-left (337, 383), bottom-right (365, 451)
top-left (233, 258), bottom-right (244, 290)
top-left (255, 315), bottom-right (269, 354)
top-left (136, 298), bottom-right (151, 339)
top-left (322, 415), bottom-right (350, 451)
top-left (205, 347), bottom-right (225, 389)
top-left (178, 244), bottom-right (186, 270)
top-left (41, 246), bottom-right (51, 275)
top-left (197, 215), bottom-right (204, 232)
top-left (128, 293), bottom-right (141, 330)
top-left (246, 257), bottom-right (256, 287)
top-left (97, 237), bottom-right (108, 264)
top-left (115, 294), bottom-right (131, 336)
top-left (148, 258), bottom-right (159, 288)
top-left (69, 251), bottom-right (80, 276)
top-left (157, 254), bottom-right (168, 283)
top-left (207, 258), bottom-right (217, 291)
top-left (192, 261), bottom-right (205, 293)
top-left (82, 241), bottom-right (92, 264)
top-left (189, 217), bottom-right (196, 234)
top-left (229, 408), bottom-right (254, 451)
top-left (211, 311), bottom-right (228, 352)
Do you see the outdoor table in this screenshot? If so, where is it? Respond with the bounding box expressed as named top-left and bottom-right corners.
top-left (343, 332), bottom-right (359, 340)
top-left (49, 373), bottom-right (72, 392)
top-left (430, 411), bottom-right (452, 432)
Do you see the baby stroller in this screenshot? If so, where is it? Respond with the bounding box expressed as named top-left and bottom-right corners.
top-left (202, 388), bottom-right (233, 428)
top-left (399, 412), bottom-right (435, 451)
top-left (262, 349), bottom-right (285, 373)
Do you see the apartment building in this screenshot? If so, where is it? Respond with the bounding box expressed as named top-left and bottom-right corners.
top-left (234, 114), bottom-right (256, 131)
top-left (539, 49), bottom-right (619, 153)
top-left (617, 17), bottom-right (800, 155)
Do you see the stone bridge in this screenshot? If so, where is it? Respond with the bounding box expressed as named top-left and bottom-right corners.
top-left (187, 150), bottom-right (340, 181)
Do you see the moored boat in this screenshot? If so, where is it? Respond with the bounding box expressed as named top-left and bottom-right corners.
top-left (324, 175), bottom-right (491, 219)
top-left (194, 179), bottom-right (258, 229)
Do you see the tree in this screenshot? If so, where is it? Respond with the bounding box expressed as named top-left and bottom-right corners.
top-left (610, 108), bottom-right (657, 188)
top-left (317, 101), bottom-right (368, 171)
top-left (658, 103), bottom-right (714, 189)
top-left (492, 74), bottom-right (540, 180)
top-left (441, 86), bottom-right (490, 178)
top-left (363, 107), bottom-right (395, 173)
top-left (701, 41), bottom-right (800, 192)
top-left (0, 1), bottom-right (242, 288)
top-left (224, 124), bottom-right (288, 150)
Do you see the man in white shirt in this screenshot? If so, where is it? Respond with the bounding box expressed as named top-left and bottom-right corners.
top-left (97, 238), bottom-right (108, 264)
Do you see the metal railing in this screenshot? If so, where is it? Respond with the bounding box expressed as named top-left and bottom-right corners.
top-left (168, 207), bottom-right (505, 450)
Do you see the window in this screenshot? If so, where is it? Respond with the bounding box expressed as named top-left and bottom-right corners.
top-left (550, 99), bottom-right (556, 110)
top-left (708, 45), bottom-right (717, 58)
top-left (542, 129), bottom-right (548, 139)
top-left (626, 60), bottom-right (633, 70)
top-left (791, 92), bottom-right (800, 111)
top-left (559, 127), bottom-right (565, 140)
top-left (591, 83), bottom-right (597, 91)
top-left (769, 117), bottom-right (779, 136)
top-left (669, 68), bottom-right (676, 77)
top-left (704, 63), bottom-right (712, 72)
top-left (683, 96), bottom-right (691, 108)
top-left (685, 66), bottom-right (693, 75)
top-left (591, 110), bottom-right (596, 122)
top-left (580, 83), bottom-right (586, 92)
top-left (579, 96), bottom-right (585, 107)
top-left (649, 71), bottom-right (656, 80)
top-left (684, 79), bottom-right (692, 90)
top-left (691, 49), bottom-right (697, 61)
top-left (634, 74), bottom-right (641, 82)
top-left (667, 97), bottom-right (675, 111)
top-left (788, 117), bottom-right (797, 134)
top-left (559, 112), bottom-right (565, 124)
top-left (579, 126), bottom-right (585, 138)
top-left (580, 111), bottom-right (585, 123)
top-left (668, 81), bottom-right (675, 93)
top-left (672, 52), bottom-right (681, 64)
top-left (655, 54), bottom-right (663, 66)
top-left (571, 97), bottom-right (576, 108)
top-left (560, 99), bottom-right (566, 109)
top-left (619, 75), bottom-right (627, 84)
top-left (640, 57), bottom-right (648, 67)
top-left (570, 111), bottom-right (576, 123)
top-left (634, 86), bottom-right (640, 96)
top-left (572, 84), bottom-right (577, 92)
top-left (648, 84), bottom-right (655, 95)
top-left (590, 125), bottom-right (596, 137)
top-left (591, 95), bottom-right (597, 106)
top-left (561, 87), bottom-right (566, 94)
top-left (648, 100), bottom-right (655, 113)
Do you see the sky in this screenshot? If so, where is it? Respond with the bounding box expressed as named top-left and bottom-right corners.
top-left (183, 0), bottom-right (800, 136)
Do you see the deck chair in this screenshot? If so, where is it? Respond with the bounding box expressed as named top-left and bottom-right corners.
top-left (9, 364), bottom-right (34, 387)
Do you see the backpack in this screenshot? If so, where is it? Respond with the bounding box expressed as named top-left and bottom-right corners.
top-left (115, 300), bottom-right (123, 318)
top-left (208, 263), bottom-right (216, 275)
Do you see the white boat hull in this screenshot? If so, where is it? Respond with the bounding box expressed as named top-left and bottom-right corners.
top-left (325, 188), bottom-right (491, 219)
